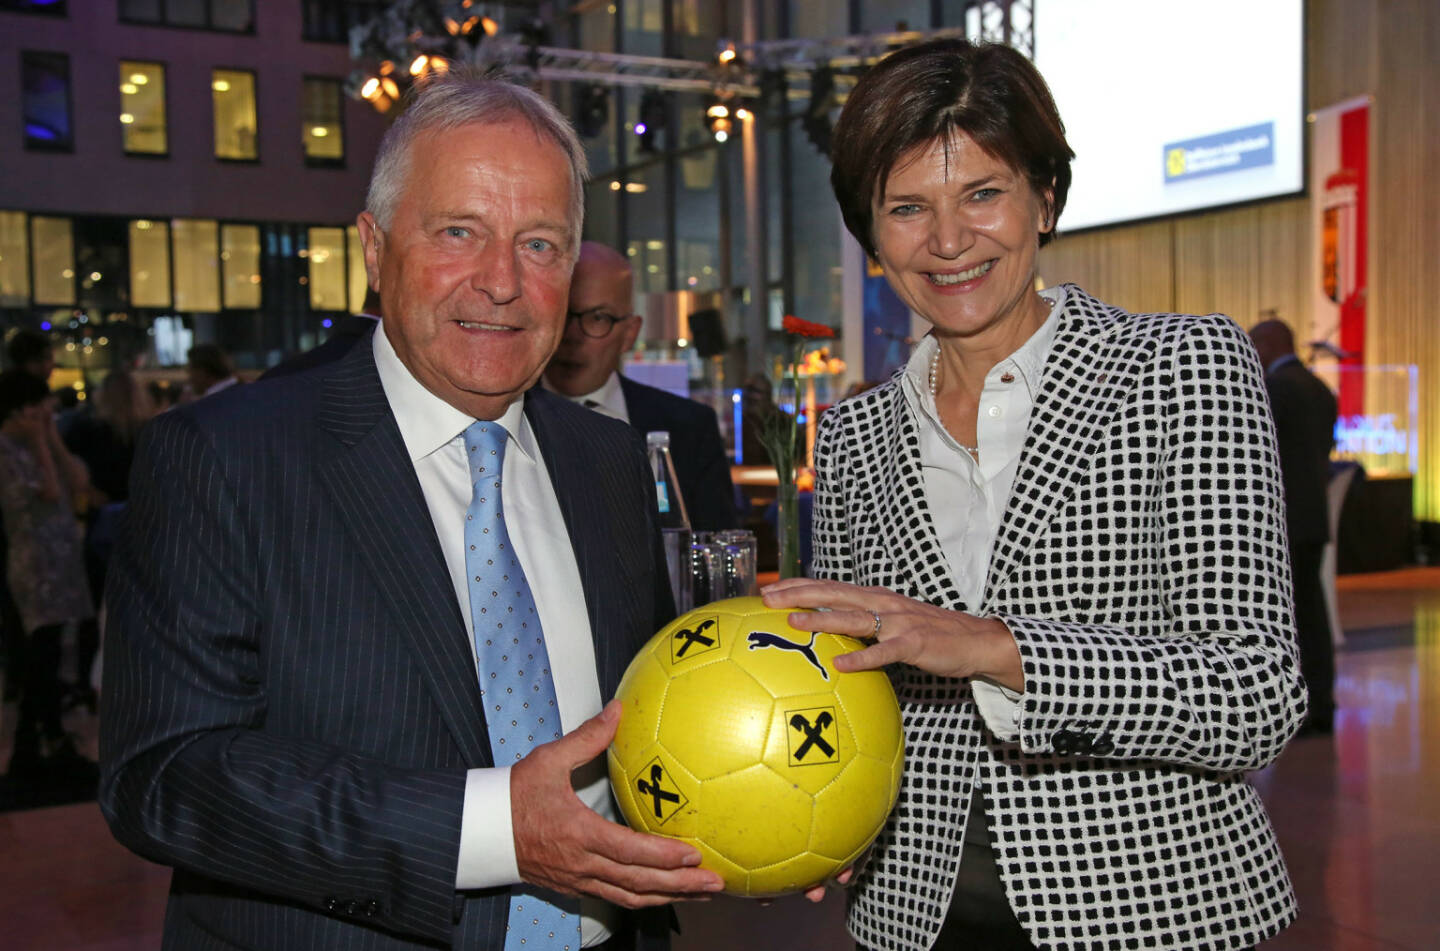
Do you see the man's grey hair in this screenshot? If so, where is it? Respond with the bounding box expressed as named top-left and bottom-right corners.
top-left (365, 69), bottom-right (588, 254)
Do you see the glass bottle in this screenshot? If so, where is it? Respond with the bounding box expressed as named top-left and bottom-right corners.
top-left (647, 431), bottom-right (693, 612)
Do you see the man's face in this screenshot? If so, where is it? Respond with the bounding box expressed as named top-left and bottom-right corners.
top-left (544, 252), bottom-right (641, 398)
top-left (358, 119), bottom-right (578, 419)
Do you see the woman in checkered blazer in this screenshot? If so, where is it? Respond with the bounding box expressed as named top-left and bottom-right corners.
top-left (764, 38), bottom-right (1306, 951)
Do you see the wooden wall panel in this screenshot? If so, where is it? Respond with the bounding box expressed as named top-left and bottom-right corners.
top-left (1038, 219), bottom-right (1172, 316)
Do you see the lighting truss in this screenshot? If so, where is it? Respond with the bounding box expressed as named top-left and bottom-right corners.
top-left (347, 0), bottom-right (1035, 106)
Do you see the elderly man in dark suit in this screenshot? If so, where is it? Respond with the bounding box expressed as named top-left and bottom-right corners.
top-left (99, 72), bottom-right (722, 950)
top-left (543, 242), bottom-right (738, 533)
top-left (1250, 319), bottom-right (1340, 735)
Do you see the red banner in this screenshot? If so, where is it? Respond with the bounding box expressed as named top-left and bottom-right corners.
top-left (1311, 97), bottom-right (1369, 416)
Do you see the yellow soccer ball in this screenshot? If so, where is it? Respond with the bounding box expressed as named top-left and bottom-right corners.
top-left (607, 596), bottom-right (904, 897)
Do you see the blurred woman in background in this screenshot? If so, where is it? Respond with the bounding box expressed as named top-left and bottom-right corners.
top-left (0, 370), bottom-right (94, 775)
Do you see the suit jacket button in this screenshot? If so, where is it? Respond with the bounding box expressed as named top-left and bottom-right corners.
top-left (1073, 732), bottom-right (1094, 755)
top-left (1091, 734), bottom-right (1115, 756)
top-left (1052, 730), bottom-right (1076, 755)
top-left (323, 897), bottom-right (339, 913)
top-left (345, 899), bottom-right (361, 915)
top-left (365, 900), bottom-right (380, 917)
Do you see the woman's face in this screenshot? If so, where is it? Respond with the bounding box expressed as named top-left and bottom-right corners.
top-left (870, 132), bottom-right (1051, 344)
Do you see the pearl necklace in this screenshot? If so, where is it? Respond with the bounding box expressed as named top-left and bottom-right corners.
top-left (929, 348), bottom-right (979, 457)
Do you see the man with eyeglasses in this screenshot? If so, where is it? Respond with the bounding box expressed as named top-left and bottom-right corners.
top-left (544, 242), bottom-right (738, 532)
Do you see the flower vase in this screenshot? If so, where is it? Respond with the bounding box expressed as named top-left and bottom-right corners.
top-left (775, 482), bottom-right (802, 579)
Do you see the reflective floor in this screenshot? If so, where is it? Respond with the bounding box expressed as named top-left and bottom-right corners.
top-left (3, 569), bottom-right (1437, 950)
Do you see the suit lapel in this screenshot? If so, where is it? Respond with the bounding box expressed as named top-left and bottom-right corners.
top-left (981, 286), bottom-right (1148, 604)
top-left (525, 392), bottom-right (630, 698)
top-left (314, 344), bottom-right (492, 766)
top-left (878, 384), bottom-right (970, 613)
top-left (618, 376), bottom-right (659, 436)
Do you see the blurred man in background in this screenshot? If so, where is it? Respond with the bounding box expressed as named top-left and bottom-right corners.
top-left (545, 241), bottom-right (737, 532)
top-left (1250, 318), bottom-right (1340, 735)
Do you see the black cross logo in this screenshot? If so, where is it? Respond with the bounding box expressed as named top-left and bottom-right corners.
top-left (636, 763), bottom-right (682, 819)
top-left (789, 711), bottom-right (836, 761)
top-left (673, 618), bottom-right (717, 658)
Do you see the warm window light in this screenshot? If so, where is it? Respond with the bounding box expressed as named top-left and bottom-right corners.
top-left (735, 106), bottom-right (753, 121)
top-left (480, 16), bottom-right (499, 35)
top-left (677, 338), bottom-right (689, 347)
top-left (135, 220), bottom-right (152, 229)
top-left (646, 240), bottom-right (664, 250)
top-left (119, 113), bottom-right (135, 124)
top-left (380, 77), bottom-right (401, 100)
top-left (311, 126), bottom-right (329, 137)
top-left (130, 73), bottom-right (148, 85)
top-left (379, 60), bottom-right (396, 76)
top-left (360, 77), bottom-right (381, 100)
top-left (429, 57), bottom-right (450, 75)
top-left (120, 82), bottom-right (137, 95)
top-left (213, 78), bottom-right (231, 92)
top-left (624, 182), bottom-right (647, 193)
top-left (410, 54), bottom-right (429, 76)
top-left (609, 181), bottom-right (622, 191)
top-left (444, 16), bottom-right (460, 34)
top-left (714, 129), bottom-right (729, 142)
top-left (707, 104), bottom-right (729, 119)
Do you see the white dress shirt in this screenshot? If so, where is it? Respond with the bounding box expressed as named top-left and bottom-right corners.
top-left (546, 370), bottom-right (629, 423)
top-left (373, 329), bottom-right (618, 943)
top-left (898, 284), bottom-right (1065, 739)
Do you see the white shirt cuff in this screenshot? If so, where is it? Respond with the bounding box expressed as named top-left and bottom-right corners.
top-left (455, 766), bottom-right (520, 890)
top-left (972, 680), bottom-right (1024, 742)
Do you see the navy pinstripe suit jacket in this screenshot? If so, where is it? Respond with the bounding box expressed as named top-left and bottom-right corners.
top-left (99, 330), bottom-right (673, 949)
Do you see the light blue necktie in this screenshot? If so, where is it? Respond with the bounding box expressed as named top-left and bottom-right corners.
top-left (463, 420), bottom-right (582, 950)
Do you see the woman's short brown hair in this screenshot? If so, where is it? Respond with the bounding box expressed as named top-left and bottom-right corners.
top-left (830, 38), bottom-right (1074, 258)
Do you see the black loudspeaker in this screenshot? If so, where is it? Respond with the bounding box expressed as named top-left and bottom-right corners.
top-left (689, 308), bottom-right (728, 358)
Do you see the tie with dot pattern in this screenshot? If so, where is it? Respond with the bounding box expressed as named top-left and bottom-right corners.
top-left (462, 420), bottom-right (582, 951)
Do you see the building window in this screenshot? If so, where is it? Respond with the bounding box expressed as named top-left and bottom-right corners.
top-left (212, 68), bottom-right (258, 160)
top-left (302, 77), bottom-right (345, 164)
top-left (31, 215), bottom-right (75, 306)
top-left (306, 227), bottom-right (347, 310)
top-left (120, 60), bottom-right (168, 155)
top-left (118, 0), bottom-right (253, 32)
top-left (345, 225), bottom-right (366, 313)
top-left (128, 219), bottom-right (171, 308)
top-left (21, 51), bottom-right (73, 152)
top-left (172, 219), bottom-right (221, 311)
top-left (221, 223), bottom-right (261, 308)
top-left (302, 0), bottom-right (381, 43)
top-left (0, 211), bottom-right (30, 307)
top-left (1, 1), bottom-right (67, 14)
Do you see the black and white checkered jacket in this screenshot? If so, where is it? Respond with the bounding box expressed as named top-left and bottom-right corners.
top-left (814, 285), bottom-right (1306, 951)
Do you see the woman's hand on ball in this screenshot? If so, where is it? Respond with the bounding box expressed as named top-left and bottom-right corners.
top-left (762, 579), bottom-right (1024, 691)
top-left (802, 866), bottom-right (853, 903)
top-left (510, 700), bottom-right (726, 907)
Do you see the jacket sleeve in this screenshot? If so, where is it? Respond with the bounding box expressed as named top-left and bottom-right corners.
top-left (98, 408), bottom-right (467, 944)
top-left (995, 316), bottom-right (1308, 773)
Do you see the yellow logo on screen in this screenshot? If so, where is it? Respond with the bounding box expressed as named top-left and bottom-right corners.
top-left (1166, 148), bottom-right (1187, 178)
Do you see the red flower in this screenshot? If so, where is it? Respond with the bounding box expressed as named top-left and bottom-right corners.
top-left (782, 314), bottom-right (836, 339)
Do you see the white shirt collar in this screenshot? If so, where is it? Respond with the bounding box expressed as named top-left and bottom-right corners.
top-left (543, 370), bottom-right (629, 423)
top-left (371, 323), bottom-right (536, 464)
top-left (901, 283), bottom-right (1066, 405)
